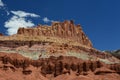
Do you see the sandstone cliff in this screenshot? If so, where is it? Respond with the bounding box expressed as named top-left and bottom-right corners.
top-left (17, 20), bottom-right (92, 47)
top-left (0, 52), bottom-right (120, 80)
top-left (106, 50), bottom-right (120, 59)
top-left (0, 20), bottom-right (120, 80)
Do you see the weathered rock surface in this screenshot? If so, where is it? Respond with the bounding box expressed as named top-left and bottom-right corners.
top-left (0, 40), bottom-right (114, 61)
top-left (0, 20), bottom-right (120, 80)
top-left (106, 50), bottom-right (120, 59)
top-left (0, 52), bottom-right (120, 80)
top-left (17, 20), bottom-right (92, 47)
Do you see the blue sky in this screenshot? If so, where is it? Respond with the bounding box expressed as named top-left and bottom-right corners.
top-left (0, 0), bottom-right (120, 50)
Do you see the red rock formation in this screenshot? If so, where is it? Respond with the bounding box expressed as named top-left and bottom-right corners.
top-left (0, 20), bottom-right (120, 80)
top-left (0, 52), bottom-right (120, 80)
top-left (17, 20), bottom-right (92, 47)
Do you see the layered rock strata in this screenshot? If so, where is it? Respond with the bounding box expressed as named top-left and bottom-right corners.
top-left (0, 52), bottom-right (120, 77)
top-left (17, 20), bottom-right (92, 47)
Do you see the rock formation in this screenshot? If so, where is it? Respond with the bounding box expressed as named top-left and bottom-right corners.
top-left (0, 52), bottom-right (120, 80)
top-left (0, 20), bottom-right (120, 80)
top-left (17, 20), bottom-right (92, 47)
top-left (106, 50), bottom-right (120, 59)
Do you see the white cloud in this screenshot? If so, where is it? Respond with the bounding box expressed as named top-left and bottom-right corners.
top-left (5, 16), bottom-right (35, 35)
top-left (0, 0), bottom-right (4, 7)
top-left (1, 1), bottom-right (56, 35)
top-left (4, 10), bottom-right (40, 35)
top-left (0, 0), bottom-right (10, 15)
top-left (43, 17), bottom-right (50, 23)
top-left (11, 10), bottom-right (40, 18)
top-left (43, 17), bottom-right (54, 23)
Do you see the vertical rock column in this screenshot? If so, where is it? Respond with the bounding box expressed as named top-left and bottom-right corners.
top-left (69, 20), bottom-right (76, 37)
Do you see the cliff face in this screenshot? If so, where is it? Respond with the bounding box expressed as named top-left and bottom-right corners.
top-left (0, 52), bottom-right (120, 80)
top-left (106, 50), bottom-right (120, 59)
top-left (0, 20), bottom-right (120, 80)
top-left (17, 20), bottom-right (92, 47)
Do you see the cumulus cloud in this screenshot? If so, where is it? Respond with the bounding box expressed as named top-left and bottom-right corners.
top-left (11, 10), bottom-right (40, 18)
top-left (4, 16), bottom-right (34, 35)
top-left (0, 0), bottom-right (4, 7)
top-left (43, 17), bottom-right (54, 23)
top-left (4, 10), bottom-right (40, 35)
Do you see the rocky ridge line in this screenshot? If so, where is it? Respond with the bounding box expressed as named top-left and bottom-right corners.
top-left (17, 20), bottom-right (92, 47)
